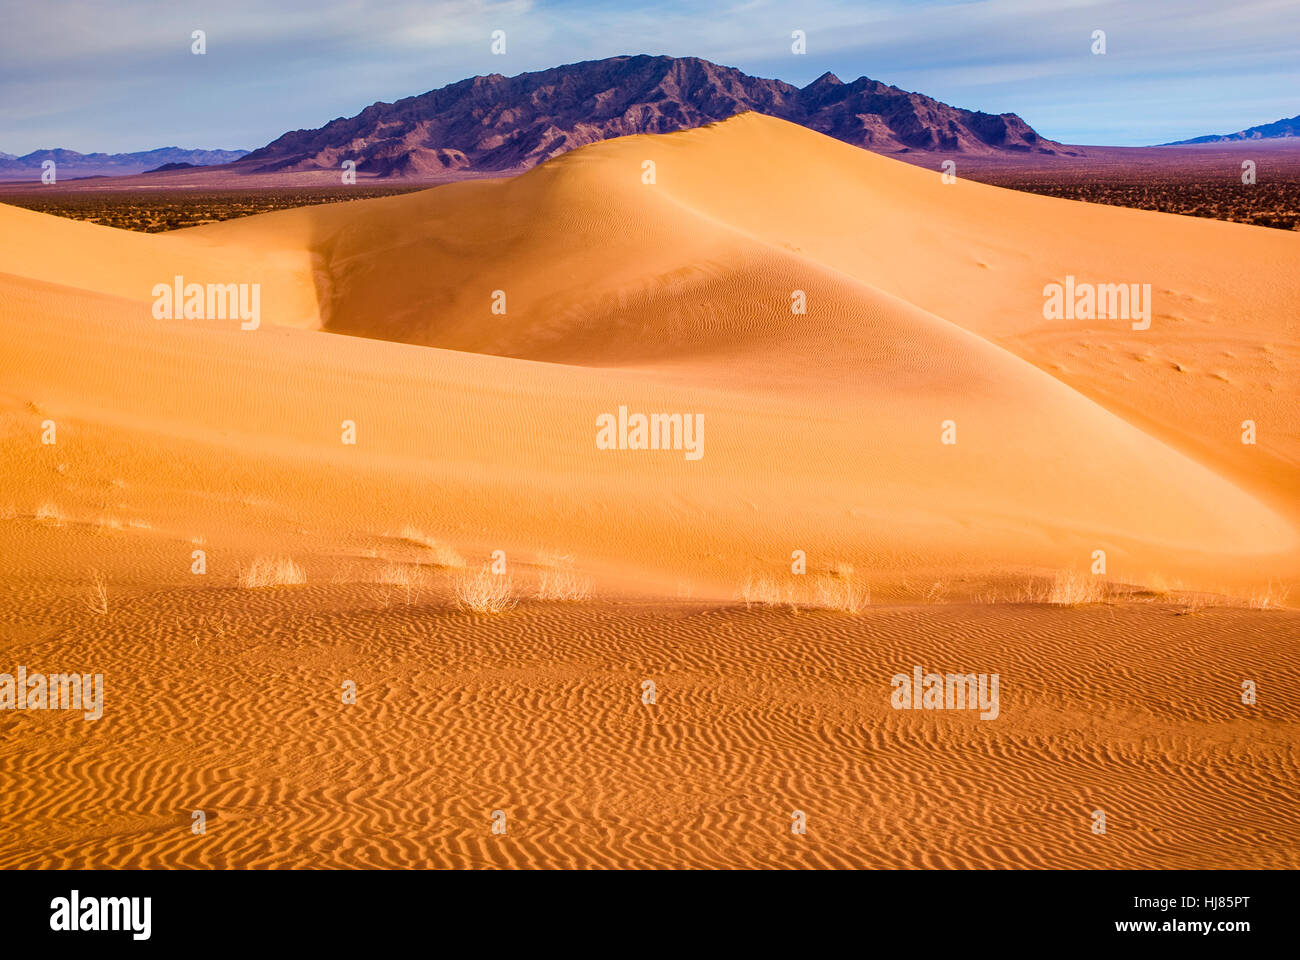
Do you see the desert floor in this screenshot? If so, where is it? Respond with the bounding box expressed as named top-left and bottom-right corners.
top-left (1, 113), bottom-right (1297, 867)
top-left (1, 552), bottom-right (1297, 868)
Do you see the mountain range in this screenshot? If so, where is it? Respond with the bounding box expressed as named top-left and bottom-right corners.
top-left (1164, 113), bottom-right (1300, 145)
top-left (0, 147), bottom-right (248, 181)
top-left (239, 55), bottom-right (1076, 177)
top-left (16, 56), bottom-right (1296, 185)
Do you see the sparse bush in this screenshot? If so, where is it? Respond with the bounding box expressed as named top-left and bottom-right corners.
top-left (813, 574), bottom-right (870, 613)
top-left (454, 566), bottom-right (516, 613)
top-left (35, 502), bottom-right (63, 526)
top-left (1249, 583), bottom-right (1291, 610)
top-left (86, 570), bottom-right (108, 615)
top-left (376, 561), bottom-right (426, 605)
top-left (238, 556), bottom-right (306, 588)
top-left (1175, 594), bottom-right (1213, 616)
top-left (1043, 570), bottom-right (1106, 606)
top-left (736, 574), bottom-right (782, 610)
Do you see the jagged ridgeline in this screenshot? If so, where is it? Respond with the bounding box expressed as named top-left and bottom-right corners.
top-left (240, 54), bottom-right (1074, 176)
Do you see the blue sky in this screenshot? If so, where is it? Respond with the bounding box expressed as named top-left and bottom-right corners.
top-left (1, 0), bottom-right (1296, 154)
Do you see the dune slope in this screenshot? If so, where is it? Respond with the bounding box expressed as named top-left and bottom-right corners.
top-left (4, 113), bottom-right (1298, 594)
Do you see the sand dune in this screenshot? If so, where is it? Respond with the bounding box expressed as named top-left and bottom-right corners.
top-left (1, 113), bottom-right (1297, 868)
top-left (3, 113), bottom-right (1297, 593)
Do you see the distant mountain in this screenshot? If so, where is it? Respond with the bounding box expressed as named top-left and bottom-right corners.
top-left (0, 147), bottom-right (248, 181)
top-left (1162, 114), bottom-right (1300, 145)
top-left (242, 54), bottom-right (1073, 177)
top-left (143, 162), bottom-right (200, 173)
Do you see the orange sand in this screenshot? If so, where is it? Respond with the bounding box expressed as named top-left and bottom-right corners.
top-left (1, 114), bottom-right (1296, 867)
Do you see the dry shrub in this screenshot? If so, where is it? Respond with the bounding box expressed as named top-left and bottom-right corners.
top-left (1175, 593), bottom-right (1214, 616)
top-left (1042, 570), bottom-right (1106, 606)
top-left (736, 574), bottom-right (783, 610)
top-left (813, 574), bottom-right (870, 613)
top-left (455, 566), bottom-right (516, 613)
top-left (86, 570), bottom-right (108, 615)
top-left (738, 572), bottom-right (869, 614)
top-left (1249, 583), bottom-right (1291, 610)
top-left (238, 556), bottom-right (306, 588)
top-left (376, 561), bottom-right (427, 605)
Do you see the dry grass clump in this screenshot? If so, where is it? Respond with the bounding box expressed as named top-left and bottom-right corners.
top-left (979, 574), bottom-right (1256, 613)
top-left (1174, 593), bottom-right (1215, 616)
top-left (238, 556), bottom-right (306, 588)
top-left (86, 570), bottom-right (108, 615)
top-left (1022, 570), bottom-right (1107, 606)
top-left (454, 565), bottom-right (517, 614)
top-left (737, 571), bottom-right (869, 614)
top-left (396, 525), bottom-right (464, 568)
top-left (1045, 570), bottom-right (1106, 605)
top-left (536, 568), bottom-right (592, 602)
top-left (375, 561), bottom-right (427, 606)
top-left (35, 502), bottom-right (64, 526)
top-left (736, 574), bottom-right (784, 610)
top-left (813, 574), bottom-right (870, 613)
top-left (1249, 582), bottom-right (1291, 610)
